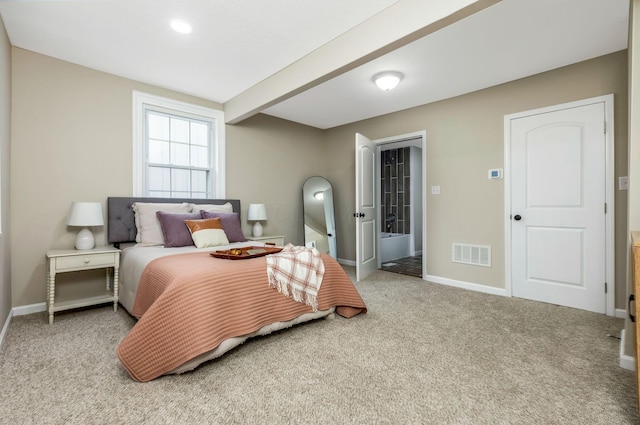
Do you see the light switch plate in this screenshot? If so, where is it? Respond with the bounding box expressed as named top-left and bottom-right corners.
top-left (619, 176), bottom-right (629, 190)
top-left (431, 186), bottom-right (440, 195)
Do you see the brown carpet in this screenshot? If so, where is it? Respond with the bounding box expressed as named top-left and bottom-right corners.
top-left (0, 266), bottom-right (636, 424)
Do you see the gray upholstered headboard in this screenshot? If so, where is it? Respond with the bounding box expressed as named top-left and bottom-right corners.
top-left (107, 197), bottom-right (241, 247)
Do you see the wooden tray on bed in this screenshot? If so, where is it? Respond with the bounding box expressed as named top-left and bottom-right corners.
top-left (210, 245), bottom-right (283, 260)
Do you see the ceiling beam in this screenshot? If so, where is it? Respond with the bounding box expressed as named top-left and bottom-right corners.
top-left (224, 0), bottom-right (502, 124)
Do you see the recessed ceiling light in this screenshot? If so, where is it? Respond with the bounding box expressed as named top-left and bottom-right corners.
top-left (170, 19), bottom-right (192, 34)
top-left (373, 71), bottom-right (403, 91)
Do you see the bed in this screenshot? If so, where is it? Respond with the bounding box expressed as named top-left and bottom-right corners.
top-left (108, 197), bottom-right (367, 382)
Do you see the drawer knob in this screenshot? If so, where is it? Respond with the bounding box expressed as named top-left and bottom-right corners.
top-left (84, 258), bottom-right (90, 264)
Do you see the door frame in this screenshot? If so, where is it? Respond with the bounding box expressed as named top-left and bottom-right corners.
top-left (372, 130), bottom-right (428, 279)
top-left (503, 94), bottom-right (615, 316)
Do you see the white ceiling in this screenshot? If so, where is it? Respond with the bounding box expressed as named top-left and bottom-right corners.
top-left (0, 0), bottom-right (400, 103)
top-left (265, 0), bottom-right (630, 128)
top-left (0, 0), bottom-right (630, 129)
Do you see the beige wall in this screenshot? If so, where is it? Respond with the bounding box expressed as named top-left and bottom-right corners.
top-left (0, 17), bottom-right (11, 326)
top-left (325, 51), bottom-right (628, 307)
top-left (9, 47), bottom-right (630, 313)
top-left (10, 48), bottom-right (324, 307)
top-left (226, 114), bottom-right (325, 245)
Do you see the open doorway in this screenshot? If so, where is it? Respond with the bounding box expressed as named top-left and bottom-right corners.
top-left (377, 136), bottom-right (423, 278)
top-left (355, 131), bottom-right (426, 282)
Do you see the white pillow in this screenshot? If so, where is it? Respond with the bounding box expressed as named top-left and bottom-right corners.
top-left (132, 202), bottom-right (191, 245)
top-left (190, 202), bottom-right (234, 213)
top-left (185, 217), bottom-right (230, 248)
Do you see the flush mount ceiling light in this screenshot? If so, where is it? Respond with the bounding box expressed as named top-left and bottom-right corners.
top-left (170, 19), bottom-right (192, 34)
top-left (373, 71), bottom-right (403, 91)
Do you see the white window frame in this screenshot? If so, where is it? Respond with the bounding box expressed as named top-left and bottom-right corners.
top-left (133, 91), bottom-right (225, 198)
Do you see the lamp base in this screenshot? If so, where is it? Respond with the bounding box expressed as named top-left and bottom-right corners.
top-left (75, 228), bottom-right (96, 250)
top-left (252, 221), bottom-right (263, 237)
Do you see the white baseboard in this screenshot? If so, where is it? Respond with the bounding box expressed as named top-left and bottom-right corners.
top-left (338, 258), bottom-right (356, 267)
top-left (616, 308), bottom-right (627, 319)
top-left (0, 310), bottom-right (12, 349)
top-left (619, 329), bottom-right (636, 371)
top-left (424, 274), bottom-right (508, 297)
top-left (0, 303), bottom-right (47, 348)
top-left (13, 302), bottom-right (46, 316)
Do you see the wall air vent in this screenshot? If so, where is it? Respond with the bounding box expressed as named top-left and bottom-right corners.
top-left (452, 243), bottom-right (491, 267)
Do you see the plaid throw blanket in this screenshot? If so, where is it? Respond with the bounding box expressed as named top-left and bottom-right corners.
top-left (265, 243), bottom-right (325, 312)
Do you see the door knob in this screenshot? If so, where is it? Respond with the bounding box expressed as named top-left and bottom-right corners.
top-left (514, 214), bottom-right (522, 221)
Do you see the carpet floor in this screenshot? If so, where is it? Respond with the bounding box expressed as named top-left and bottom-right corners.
top-left (0, 266), bottom-right (637, 424)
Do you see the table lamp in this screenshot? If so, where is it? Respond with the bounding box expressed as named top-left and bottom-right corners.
top-left (67, 202), bottom-right (104, 250)
top-left (247, 204), bottom-right (267, 237)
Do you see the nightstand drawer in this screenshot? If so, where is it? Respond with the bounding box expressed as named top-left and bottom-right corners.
top-left (259, 237), bottom-right (284, 246)
top-left (55, 253), bottom-right (116, 271)
top-left (246, 235), bottom-right (285, 246)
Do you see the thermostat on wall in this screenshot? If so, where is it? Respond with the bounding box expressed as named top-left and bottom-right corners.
top-left (488, 169), bottom-right (503, 179)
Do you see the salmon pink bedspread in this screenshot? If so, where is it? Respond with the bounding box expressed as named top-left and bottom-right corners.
top-left (116, 251), bottom-right (366, 382)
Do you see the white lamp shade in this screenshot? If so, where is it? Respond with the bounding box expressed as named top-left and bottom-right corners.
top-left (247, 204), bottom-right (267, 221)
top-left (67, 202), bottom-right (104, 226)
top-left (373, 71), bottom-right (403, 91)
top-left (247, 204), bottom-right (267, 237)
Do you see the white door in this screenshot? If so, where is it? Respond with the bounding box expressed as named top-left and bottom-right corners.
top-left (510, 101), bottom-right (606, 313)
top-left (323, 187), bottom-right (337, 259)
top-left (355, 133), bottom-right (378, 281)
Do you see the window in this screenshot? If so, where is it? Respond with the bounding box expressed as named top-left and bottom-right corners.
top-left (133, 91), bottom-right (225, 198)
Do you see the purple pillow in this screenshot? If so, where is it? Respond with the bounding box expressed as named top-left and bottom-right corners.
top-left (200, 211), bottom-right (247, 242)
top-left (156, 211), bottom-right (202, 247)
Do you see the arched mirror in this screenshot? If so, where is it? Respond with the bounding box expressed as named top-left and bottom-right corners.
top-left (302, 176), bottom-right (337, 259)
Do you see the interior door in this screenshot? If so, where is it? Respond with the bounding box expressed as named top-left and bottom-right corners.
top-left (510, 101), bottom-right (606, 313)
top-left (323, 187), bottom-right (337, 258)
top-left (355, 133), bottom-right (378, 281)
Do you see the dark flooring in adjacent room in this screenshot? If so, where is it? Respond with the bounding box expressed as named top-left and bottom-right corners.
top-left (381, 255), bottom-right (422, 278)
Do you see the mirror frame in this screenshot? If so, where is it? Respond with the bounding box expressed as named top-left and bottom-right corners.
top-left (302, 176), bottom-right (337, 259)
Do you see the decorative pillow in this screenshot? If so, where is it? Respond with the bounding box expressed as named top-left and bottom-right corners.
top-left (156, 211), bottom-right (201, 247)
top-left (189, 202), bottom-right (233, 213)
top-left (132, 202), bottom-right (191, 245)
top-left (200, 211), bottom-right (247, 242)
top-left (184, 218), bottom-right (230, 248)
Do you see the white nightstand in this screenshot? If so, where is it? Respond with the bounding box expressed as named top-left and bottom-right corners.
top-left (246, 235), bottom-right (285, 246)
top-left (46, 246), bottom-right (120, 324)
